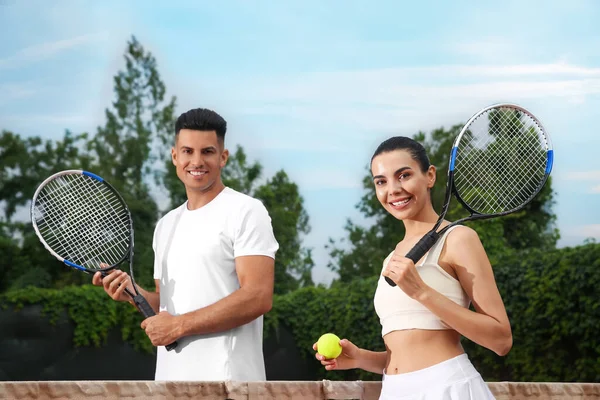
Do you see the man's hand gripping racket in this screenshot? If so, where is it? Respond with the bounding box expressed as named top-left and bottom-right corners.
top-left (30, 170), bottom-right (178, 351)
top-left (386, 103), bottom-right (554, 286)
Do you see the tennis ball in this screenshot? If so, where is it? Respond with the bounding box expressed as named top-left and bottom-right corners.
top-left (317, 333), bottom-right (342, 359)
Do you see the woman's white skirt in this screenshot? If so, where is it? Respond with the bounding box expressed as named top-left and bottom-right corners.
top-left (379, 354), bottom-right (495, 400)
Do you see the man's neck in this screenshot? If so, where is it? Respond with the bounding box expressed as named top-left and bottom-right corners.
top-left (186, 182), bottom-right (226, 210)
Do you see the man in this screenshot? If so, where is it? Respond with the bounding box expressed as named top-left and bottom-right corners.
top-left (92, 108), bottom-right (279, 381)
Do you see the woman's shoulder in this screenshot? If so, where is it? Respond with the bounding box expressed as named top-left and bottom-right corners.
top-left (445, 223), bottom-right (478, 239)
top-left (443, 224), bottom-right (485, 262)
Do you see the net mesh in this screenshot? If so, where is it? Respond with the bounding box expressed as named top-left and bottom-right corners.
top-left (32, 173), bottom-right (130, 269)
top-left (453, 106), bottom-right (550, 215)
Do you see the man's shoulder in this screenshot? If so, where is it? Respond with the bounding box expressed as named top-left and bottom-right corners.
top-left (156, 202), bottom-right (187, 227)
top-left (221, 187), bottom-right (266, 210)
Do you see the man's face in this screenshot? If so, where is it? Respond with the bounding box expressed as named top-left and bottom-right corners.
top-left (171, 129), bottom-right (228, 193)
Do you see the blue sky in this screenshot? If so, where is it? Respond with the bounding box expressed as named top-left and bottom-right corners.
top-left (2, 0), bottom-right (599, 284)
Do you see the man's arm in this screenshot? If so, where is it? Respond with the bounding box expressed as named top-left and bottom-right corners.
top-left (177, 255), bottom-right (274, 335)
top-left (93, 271), bottom-right (161, 312)
top-left (140, 255), bottom-right (274, 346)
top-left (141, 197), bottom-right (278, 347)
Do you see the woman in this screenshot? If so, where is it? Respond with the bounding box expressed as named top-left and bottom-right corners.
top-left (314, 136), bottom-right (512, 399)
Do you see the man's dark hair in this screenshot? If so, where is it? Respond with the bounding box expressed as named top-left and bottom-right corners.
top-left (371, 136), bottom-right (431, 173)
top-left (175, 108), bottom-right (227, 141)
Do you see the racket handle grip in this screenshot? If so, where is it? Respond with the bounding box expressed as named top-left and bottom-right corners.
top-left (132, 294), bottom-right (179, 352)
top-left (133, 294), bottom-right (156, 317)
top-left (385, 231), bottom-right (441, 287)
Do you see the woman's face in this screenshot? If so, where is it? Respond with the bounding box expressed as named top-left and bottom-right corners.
top-left (371, 149), bottom-right (436, 221)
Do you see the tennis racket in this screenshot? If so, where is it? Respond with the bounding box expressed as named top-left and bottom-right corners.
top-left (30, 170), bottom-right (178, 351)
top-left (386, 103), bottom-right (554, 286)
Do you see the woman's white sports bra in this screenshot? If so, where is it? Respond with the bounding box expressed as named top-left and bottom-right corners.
top-left (373, 226), bottom-right (470, 337)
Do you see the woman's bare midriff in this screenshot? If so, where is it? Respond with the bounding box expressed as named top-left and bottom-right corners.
top-left (383, 329), bottom-right (464, 374)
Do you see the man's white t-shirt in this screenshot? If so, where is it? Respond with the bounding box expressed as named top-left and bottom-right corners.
top-left (152, 187), bottom-right (279, 381)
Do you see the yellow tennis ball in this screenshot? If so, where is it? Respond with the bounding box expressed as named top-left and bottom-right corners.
top-left (317, 333), bottom-right (342, 359)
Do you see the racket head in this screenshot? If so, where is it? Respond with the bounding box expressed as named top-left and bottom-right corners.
top-left (30, 170), bottom-right (133, 274)
top-left (449, 103), bottom-right (553, 217)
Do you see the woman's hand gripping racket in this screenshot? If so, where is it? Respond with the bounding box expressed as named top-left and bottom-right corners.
top-left (30, 170), bottom-right (178, 351)
top-left (386, 103), bottom-right (554, 286)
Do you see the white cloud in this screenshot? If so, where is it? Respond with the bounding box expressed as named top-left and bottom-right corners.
top-left (2, 114), bottom-right (90, 125)
top-left (559, 224), bottom-right (600, 248)
top-left (211, 62), bottom-right (600, 135)
top-left (164, 62), bottom-right (600, 164)
top-left (571, 224), bottom-right (600, 238)
top-left (342, 63), bottom-right (600, 79)
top-left (0, 113), bottom-right (97, 140)
top-left (0, 83), bottom-right (37, 105)
top-left (555, 171), bottom-right (600, 194)
top-left (0, 32), bottom-right (109, 70)
top-left (295, 170), bottom-right (363, 190)
top-left (569, 171), bottom-right (600, 181)
top-left (453, 37), bottom-right (523, 61)
top-left (247, 69), bottom-right (600, 104)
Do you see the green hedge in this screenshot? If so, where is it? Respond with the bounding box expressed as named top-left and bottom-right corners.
top-left (465, 242), bottom-right (600, 382)
top-left (266, 277), bottom-right (384, 381)
top-left (2, 243), bottom-right (599, 382)
top-left (270, 243), bottom-right (600, 382)
top-left (1, 285), bottom-right (153, 354)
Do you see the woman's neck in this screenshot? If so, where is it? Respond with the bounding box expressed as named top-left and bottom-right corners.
top-left (402, 205), bottom-right (440, 239)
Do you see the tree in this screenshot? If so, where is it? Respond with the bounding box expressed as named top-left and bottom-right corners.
top-left (328, 123), bottom-right (559, 282)
top-left (0, 130), bottom-right (91, 222)
top-left (0, 130), bottom-right (95, 290)
top-left (254, 170), bottom-right (314, 294)
top-left (1, 36), bottom-right (313, 295)
top-left (0, 36), bottom-right (177, 291)
top-left (87, 36), bottom-right (176, 190)
top-left (85, 36), bottom-right (177, 288)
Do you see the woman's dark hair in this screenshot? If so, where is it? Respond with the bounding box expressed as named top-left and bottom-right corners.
top-left (371, 136), bottom-right (430, 172)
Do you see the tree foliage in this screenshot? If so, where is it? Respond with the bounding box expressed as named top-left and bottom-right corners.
top-left (0, 36), bottom-right (312, 295)
top-left (328, 124), bottom-right (559, 282)
top-left (3, 243), bottom-right (597, 382)
top-left (268, 243), bottom-right (600, 382)
top-left (0, 35), bottom-right (596, 386)
top-left (254, 170), bottom-right (314, 293)
top-left (0, 131), bottom-right (94, 291)
top-left (84, 37), bottom-right (177, 288)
